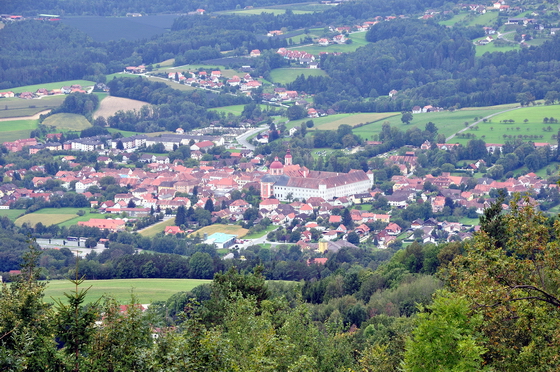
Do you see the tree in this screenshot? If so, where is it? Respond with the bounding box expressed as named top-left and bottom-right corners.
top-left (446, 196), bottom-right (560, 370)
top-left (401, 111), bottom-right (413, 125)
top-left (204, 198), bottom-right (214, 212)
top-left (116, 140), bottom-right (124, 150)
top-left (403, 290), bottom-right (488, 372)
top-left (175, 205), bottom-right (186, 226)
top-left (189, 252), bottom-right (214, 279)
top-left (347, 231), bottom-right (360, 244)
top-left (127, 199), bottom-right (136, 208)
top-left (286, 105), bottom-right (307, 121)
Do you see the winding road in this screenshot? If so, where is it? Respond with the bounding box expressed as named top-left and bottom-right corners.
top-left (236, 124), bottom-right (269, 150)
top-left (0, 109), bottom-right (52, 122)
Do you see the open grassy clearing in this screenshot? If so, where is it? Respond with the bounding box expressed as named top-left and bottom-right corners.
top-left (220, 8), bottom-right (313, 15)
top-left (43, 113), bottom-right (91, 131)
top-left (354, 106), bottom-right (520, 141)
top-left (269, 68), bottom-right (327, 84)
top-left (94, 96), bottom-right (149, 119)
top-left (0, 209), bottom-right (26, 221)
top-left (16, 214), bottom-right (76, 227)
top-left (243, 224), bottom-right (278, 239)
top-left (0, 95), bottom-right (65, 119)
top-left (289, 31), bottom-right (370, 54)
top-left (189, 224), bottom-right (248, 238)
top-left (0, 119), bottom-right (37, 133)
top-left (0, 80), bottom-right (95, 94)
top-left (209, 104), bottom-right (269, 116)
top-left (139, 217), bottom-right (176, 237)
top-left (464, 10), bottom-right (498, 27)
top-left (476, 42), bottom-right (519, 56)
top-left (439, 12), bottom-right (470, 26)
top-left (0, 129), bottom-right (35, 142)
top-left (286, 112), bottom-right (398, 131)
top-left (106, 72), bottom-right (140, 81)
top-left (43, 278), bottom-right (212, 304)
top-left (533, 162), bottom-right (560, 178)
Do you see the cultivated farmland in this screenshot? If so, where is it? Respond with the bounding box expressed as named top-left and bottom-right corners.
top-left (189, 224), bottom-right (248, 238)
top-left (43, 113), bottom-right (92, 131)
top-left (94, 96), bottom-right (149, 119)
top-left (14, 208), bottom-right (105, 228)
top-left (139, 217), bottom-right (176, 237)
top-left (269, 68), bottom-right (327, 84)
top-left (43, 278), bottom-right (212, 304)
top-left (15, 214), bottom-right (76, 227)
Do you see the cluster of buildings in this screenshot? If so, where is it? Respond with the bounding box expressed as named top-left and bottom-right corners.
top-left (0, 84), bottom-right (88, 100)
top-left (166, 70), bottom-right (262, 91)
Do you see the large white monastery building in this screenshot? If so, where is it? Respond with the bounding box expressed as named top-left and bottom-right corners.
top-left (260, 150), bottom-right (374, 201)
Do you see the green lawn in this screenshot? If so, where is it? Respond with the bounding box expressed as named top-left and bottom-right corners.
top-left (0, 80), bottom-right (95, 94)
top-left (14, 208), bottom-right (105, 228)
top-left (0, 128), bottom-right (37, 143)
top-left (139, 218), bottom-right (176, 237)
top-left (459, 217), bottom-right (480, 225)
top-left (43, 278), bottom-right (211, 304)
top-left (43, 113), bottom-right (91, 131)
top-left (476, 42), bottom-right (519, 56)
top-left (0, 95), bottom-right (66, 119)
top-left (269, 68), bottom-right (327, 84)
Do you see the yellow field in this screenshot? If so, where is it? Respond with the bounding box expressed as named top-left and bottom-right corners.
top-left (317, 113), bottom-right (398, 130)
top-left (42, 113), bottom-right (91, 130)
top-left (189, 224), bottom-right (248, 238)
top-left (93, 96), bottom-right (149, 119)
top-left (15, 214), bottom-right (76, 227)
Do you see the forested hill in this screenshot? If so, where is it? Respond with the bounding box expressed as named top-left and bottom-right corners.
top-left (290, 20), bottom-right (560, 110)
top-left (5, 0), bottom-right (457, 16)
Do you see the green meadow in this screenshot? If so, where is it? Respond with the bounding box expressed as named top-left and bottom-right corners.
top-left (269, 68), bottom-right (327, 84)
top-left (43, 278), bottom-right (212, 304)
top-left (0, 95), bottom-right (66, 119)
top-left (42, 113), bottom-right (92, 131)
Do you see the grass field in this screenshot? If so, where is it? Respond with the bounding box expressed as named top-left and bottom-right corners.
top-left (189, 224), bottom-right (248, 238)
top-left (139, 218), bottom-right (176, 237)
top-left (243, 225), bottom-right (278, 239)
top-left (0, 80), bottom-right (95, 94)
top-left (353, 106), bottom-right (523, 141)
top-left (269, 68), bottom-right (327, 84)
top-left (94, 96), bottom-right (149, 119)
top-left (0, 209), bottom-right (26, 221)
top-left (15, 208), bottom-right (105, 228)
top-left (439, 12), bottom-right (470, 26)
top-left (287, 112), bottom-right (398, 131)
top-left (476, 42), bottom-right (519, 56)
top-left (220, 8), bottom-right (313, 15)
top-left (16, 214), bottom-right (76, 227)
top-left (0, 119), bottom-right (37, 133)
top-left (0, 95), bottom-right (65, 119)
top-left (43, 278), bottom-right (211, 304)
top-left (449, 105), bottom-right (560, 145)
top-left (209, 104), bottom-right (269, 116)
top-left (43, 113), bottom-right (91, 131)
top-left (464, 10), bottom-right (498, 27)
top-left (288, 31), bottom-right (370, 55)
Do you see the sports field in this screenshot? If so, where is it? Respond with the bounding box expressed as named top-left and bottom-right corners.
top-left (43, 113), bottom-right (92, 131)
top-left (0, 80), bottom-right (95, 94)
top-left (269, 68), bottom-right (327, 84)
top-left (189, 224), bottom-right (248, 238)
top-left (43, 278), bottom-right (212, 304)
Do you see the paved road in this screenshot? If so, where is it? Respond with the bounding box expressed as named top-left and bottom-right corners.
top-left (446, 106), bottom-right (521, 142)
top-left (236, 124), bottom-right (268, 150)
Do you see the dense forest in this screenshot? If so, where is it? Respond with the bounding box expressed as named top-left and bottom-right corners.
top-left (2, 198), bottom-right (560, 370)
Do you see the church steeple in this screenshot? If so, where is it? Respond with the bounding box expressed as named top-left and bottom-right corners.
top-left (285, 148), bottom-right (292, 166)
